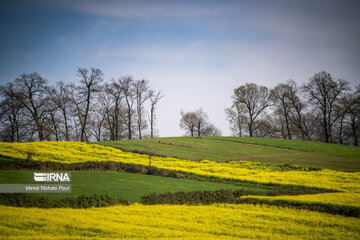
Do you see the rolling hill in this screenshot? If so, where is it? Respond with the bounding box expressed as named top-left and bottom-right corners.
top-left (97, 136), bottom-right (360, 172)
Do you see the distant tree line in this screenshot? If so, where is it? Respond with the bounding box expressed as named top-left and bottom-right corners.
top-left (0, 67), bottom-right (163, 142)
top-left (226, 71), bottom-right (360, 146)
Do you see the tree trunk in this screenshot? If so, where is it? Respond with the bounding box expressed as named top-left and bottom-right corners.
top-left (150, 106), bottom-right (154, 138)
top-left (62, 108), bottom-right (70, 141)
top-left (238, 118), bottom-right (242, 137)
top-left (34, 114), bottom-right (44, 141)
top-left (128, 108), bottom-right (132, 140)
top-left (137, 105), bottom-right (142, 139)
top-left (9, 115), bottom-right (15, 142)
top-left (322, 109), bottom-right (329, 143)
top-left (327, 110), bottom-right (333, 143)
top-left (81, 92), bottom-right (91, 142)
top-left (285, 114), bottom-right (291, 139)
top-left (51, 113), bottom-right (59, 141)
top-left (114, 101), bottom-right (119, 140)
top-left (352, 116), bottom-right (358, 146)
top-left (338, 115), bottom-right (345, 144)
top-left (248, 122), bottom-right (253, 137)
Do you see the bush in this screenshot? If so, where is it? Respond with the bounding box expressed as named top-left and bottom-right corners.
top-left (236, 198), bottom-right (360, 218)
top-left (0, 193), bottom-right (129, 208)
top-left (141, 189), bottom-right (239, 205)
top-left (0, 159), bottom-right (184, 178)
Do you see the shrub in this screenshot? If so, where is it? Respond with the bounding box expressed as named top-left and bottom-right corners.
top-left (236, 198), bottom-right (360, 218)
top-left (0, 193), bottom-right (129, 208)
top-left (141, 189), bottom-right (238, 205)
top-left (0, 159), bottom-right (184, 178)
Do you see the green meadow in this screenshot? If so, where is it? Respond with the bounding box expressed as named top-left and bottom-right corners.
top-left (97, 136), bottom-right (360, 172)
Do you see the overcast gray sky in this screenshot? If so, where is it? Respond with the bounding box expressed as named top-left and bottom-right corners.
top-left (1, 0), bottom-right (360, 137)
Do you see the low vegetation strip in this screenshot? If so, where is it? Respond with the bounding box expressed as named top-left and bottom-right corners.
top-left (240, 193), bottom-right (360, 208)
top-left (139, 190), bottom-right (346, 206)
top-left (139, 190), bottom-right (360, 217)
top-left (141, 189), bottom-right (240, 205)
top-left (0, 193), bottom-right (129, 208)
top-left (0, 141), bottom-right (359, 193)
top-left (237, 196), bottom-right (360, 218)
top-left (1, 204), bottom-right (359, 240)
top-left (2, 189), bottom-right (353, 217)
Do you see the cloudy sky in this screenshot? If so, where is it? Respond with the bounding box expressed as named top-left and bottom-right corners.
top-left (1, 0), bottom-right (360, 137)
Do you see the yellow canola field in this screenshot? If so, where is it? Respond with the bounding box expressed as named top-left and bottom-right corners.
top-left (240, 192), bottom-right (360, 208)
top-left (0, 204), bottom-right (359, 240)
top-left (0, 141), bottom-right (359, 193)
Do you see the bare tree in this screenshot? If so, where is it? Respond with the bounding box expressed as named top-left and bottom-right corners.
top-left (335, 97), bottom-right (348, 144)
top-left (46, 98), bottom-right (61, 141)
top-left (179, 110), bottom-right (197, 137)
top-left (272, 81), bottom-right (294, 139)
top-left (47, 81), bottom-right (72, 141)
top-left (67, 83), bottom-right (81, 141)
top-left (304, 71), bottom-right (350, 143)
top-left (99, 81), bottom-right (125, 141)
top-left (286, 81), bottom-right (311, 140)
top-left (194, 108), bottom-right (208, 137)
top-left (0, 89), bottom-right (28, 142)
top-left (73, 67), bottom-right (103, 142)
top-left (180, 109), bottom-right (220, 137)
top-left (119, 76), bottom-right (136, 140)
top-left (1, 73), bottom-right (50, 141)
top-left (134, 79), bottom-right (150, 139)
top-left (148, 90), bottom-right (163, 138)
top-left (225, 102), bottom-right (247, 137)
top-left (342, 87), bottom-right (360, 146)
top-left (90, 105), bottom-right (106, 142)
top-left (272, 113), bottom-right (288, 139)
top-left (253, 117), bottom-right (274, 138)
top-left (202, 124), bottom-right (222, 136)
top-left (232, 83), bottom-right (273, 137)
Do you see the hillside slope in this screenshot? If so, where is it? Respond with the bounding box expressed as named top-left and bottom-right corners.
top-left (97, 137), bottom-right (360, 172)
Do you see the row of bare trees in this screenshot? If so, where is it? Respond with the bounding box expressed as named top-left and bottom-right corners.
top-left (226, 71), bottom-right (360, 146)
top-left (0, 68), bottom-right (163, 142)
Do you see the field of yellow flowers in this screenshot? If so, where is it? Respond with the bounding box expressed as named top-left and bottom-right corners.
top-left (0, 203), bottom-right (359, 240)
top-left (0, 141), bottom-right (359, 239)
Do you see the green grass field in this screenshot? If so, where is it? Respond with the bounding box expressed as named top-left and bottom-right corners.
top-left (97, 136), bottom-right (360, 172)
top-left (0, 170), bottom-right (263, 202)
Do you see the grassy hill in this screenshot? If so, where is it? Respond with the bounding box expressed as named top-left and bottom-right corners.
top-left (97, 137), bottom-right (360, 172)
